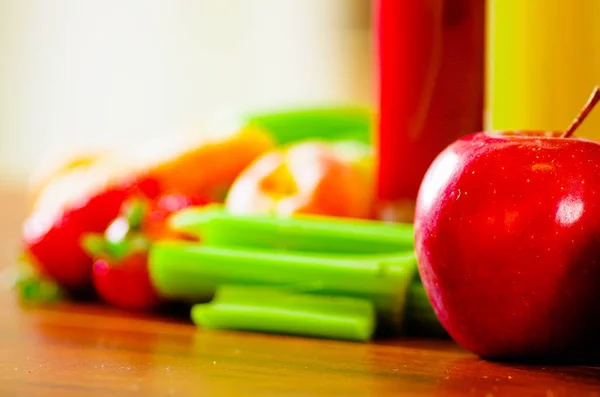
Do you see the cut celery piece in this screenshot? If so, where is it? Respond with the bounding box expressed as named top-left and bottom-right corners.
top-left (149, 242), bottom-right (416, 331)
top-left (191, 285), bottom-right (375, 342)
top-left (404, 281), bottom-right (447, 337)
top-left (169, 206), bottom-right (414, 254)
top-left (244, 106), bottom-right (373, 145)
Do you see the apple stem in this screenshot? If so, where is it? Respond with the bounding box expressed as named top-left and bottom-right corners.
top-left (562, 86), bottom-right (600, 138)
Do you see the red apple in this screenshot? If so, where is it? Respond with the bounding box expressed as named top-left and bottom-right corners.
top-left (414, 88), bottom-right (600, 358)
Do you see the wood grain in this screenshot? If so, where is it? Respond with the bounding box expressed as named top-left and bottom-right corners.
top-left (1, 187), bottom-right (599, 396)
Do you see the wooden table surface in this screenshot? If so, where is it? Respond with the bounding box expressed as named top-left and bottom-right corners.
top-left (1, 187), bottom-right (599, 397)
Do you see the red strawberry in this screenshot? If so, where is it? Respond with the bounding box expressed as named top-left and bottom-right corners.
top-left (81, 193), bottom-right (204, 310)
top-left (92, 251), bottom-right (158, 311)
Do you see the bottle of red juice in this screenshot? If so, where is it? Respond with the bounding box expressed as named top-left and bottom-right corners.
top-left (375, 0), bottom-right (485, 222)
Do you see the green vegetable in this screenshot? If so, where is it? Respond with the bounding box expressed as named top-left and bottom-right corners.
top-left (404, 281), bottom-right (447, 337)
top-left (18, 275), bottom-right (64, 303)
top-left (169, 206), bottom-right (414, 254)
top-left (2, 256), bottom-right (64, 304)
top-left (244, 106), bottom-right (373, 145)
top-left (191, 285), bottom-right (375, 342)
top-left (160, 207), bottom-right (443, 338)
top-left (81, 232), bottom-right (149, 261)
top-left (149, 242), bottom-right (417, 331)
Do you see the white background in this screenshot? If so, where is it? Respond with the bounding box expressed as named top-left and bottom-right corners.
top-left (0, 0), bottom-right (373, 185)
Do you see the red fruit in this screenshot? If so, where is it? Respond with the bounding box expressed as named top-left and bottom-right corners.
top-left (415, 89), bottom-right (600, 360)
top-left (144, 193), bottom-right (209, 240)
top-left (23, 187), bottom-right (132, 289)
top-left (92, 251), bottom-right (159, 311)
top-left (22, 128), bottom-right (271, 291)
top-left (225, 141), bottom-right (373, 219)
top-left (85, 193), bottom-right (203, 310)
top-left (415, 88), bottom-right (600, 359)
top-left (107, 193), bottom-right (207, 244)
top-left (23, 175), bottom-right (160, 290)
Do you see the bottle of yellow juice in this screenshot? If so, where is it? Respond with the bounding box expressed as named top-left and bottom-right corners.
top-left (486, 0), bottom-right (600, 139)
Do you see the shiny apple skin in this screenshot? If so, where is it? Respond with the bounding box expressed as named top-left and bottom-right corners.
top-left (414, 131), bottom-right (600, 358)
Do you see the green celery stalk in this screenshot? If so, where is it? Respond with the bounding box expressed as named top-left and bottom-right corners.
top-left (404, 281), bottom-right (446, 337)
top-left (169, 206), bottom-right (414, 254)
top-left (149, 242), bottom-right (417, 332)
top-left (191, 285), bottom-right (375, 342)
top-left (244, 106), bottom-right (373, 145)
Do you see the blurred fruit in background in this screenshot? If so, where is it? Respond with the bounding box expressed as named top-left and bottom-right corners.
top-left (225, 140), bottom-right (374, 219)
top-left (133, 126), bottom-right (275, 201)
top-left (92, 251), bottom-right (158, 311)
top-left (82, 193), bottom-right (203, 310)
top-left (22, 127), bottom-right (274, 290)
top-left (18, 106), bottom-right (377, 304)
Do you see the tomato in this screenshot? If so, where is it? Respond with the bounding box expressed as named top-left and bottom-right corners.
top-left (225, 141), bottom-right (374, 219)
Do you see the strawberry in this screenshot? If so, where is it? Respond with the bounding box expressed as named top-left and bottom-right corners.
top-left (82, 193), bottom-right (203, 310)
top-left (92, 250), bottom-right (158, 311)
top-left (82, 200), bottom-right (157, 311)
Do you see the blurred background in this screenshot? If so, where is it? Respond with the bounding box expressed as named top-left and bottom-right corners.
top-left (0, 0), bottom-right (373, 187)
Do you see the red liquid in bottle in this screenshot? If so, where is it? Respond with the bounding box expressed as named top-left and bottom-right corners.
top-left (375, 0), bottom-right (484, 221)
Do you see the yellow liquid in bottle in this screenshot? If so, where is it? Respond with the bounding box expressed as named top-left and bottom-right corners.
top-left (486, 0), bottom-right (600, 139)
